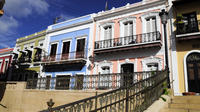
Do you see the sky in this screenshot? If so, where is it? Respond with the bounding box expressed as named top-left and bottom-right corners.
top-left (0, 0), bottom-right (142, 49)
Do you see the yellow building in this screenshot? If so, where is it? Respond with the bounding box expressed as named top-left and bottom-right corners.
top-left (12, 30), bottom-right (46, 81)
top-left (171, 0), bottom-right (200, 95)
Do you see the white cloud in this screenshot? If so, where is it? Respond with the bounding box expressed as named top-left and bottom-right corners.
top-left (0, 16), bottom-right (18, 33)
top-left (4, 0), bottom-right (49, 18)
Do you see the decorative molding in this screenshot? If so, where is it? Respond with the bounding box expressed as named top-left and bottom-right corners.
top-left (98, 60), bottom-right (113, 74)
top-left (141, 56), bottom-right (162, 71)
top-left (183, 50), bottom-right (200, 92)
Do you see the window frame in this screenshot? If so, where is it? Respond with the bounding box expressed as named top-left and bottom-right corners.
top-left (100, 22), bottom-right (115, 40)
top-left (119, 17), bottom-right (137, 37)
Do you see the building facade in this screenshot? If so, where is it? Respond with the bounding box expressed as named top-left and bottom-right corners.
top-left (12, 30), bottom-right (46, 81)
top-left (41, 15), bottom-right (94, 89)
top-left (0, 48), bottom-right (13, 80)
top-left (170, 0), bottom-right (200, 95)
top-left (91, 0), bottom-right (167, 76)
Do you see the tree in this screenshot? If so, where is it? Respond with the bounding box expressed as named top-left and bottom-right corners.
top-left (0, 0), bottom-right (5, 17)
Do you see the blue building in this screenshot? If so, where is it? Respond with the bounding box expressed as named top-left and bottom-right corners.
top-left (41, 15), bottom-right (94, 89)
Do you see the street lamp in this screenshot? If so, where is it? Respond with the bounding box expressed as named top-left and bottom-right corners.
top-left (159, 9), bottom-right (170, 88)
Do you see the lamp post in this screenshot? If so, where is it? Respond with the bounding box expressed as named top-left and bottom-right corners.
top-left (159, 9), bottom-right (170, 88)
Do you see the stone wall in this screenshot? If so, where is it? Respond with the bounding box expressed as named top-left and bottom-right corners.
top-left (0, 82), bottom-right (108, 112)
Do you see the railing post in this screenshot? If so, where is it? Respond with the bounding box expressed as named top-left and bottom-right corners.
top-left (95, 91), bottom-right (98, 110)
top-left (125, 85), bottom-right (129, 112)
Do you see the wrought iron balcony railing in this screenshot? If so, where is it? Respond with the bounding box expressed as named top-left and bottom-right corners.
top-left (18, 57), bottom-right (31, 63)
top-left (42, 51), bottom-right (86, 63)
top-left (39, 70), bottom-right (167, 112)
top-left (33, 54), bottom-right (42, 62)
top-left (176, 20), bottom-right (199, 35)
top-left (95, 31), bottom-right (161, 50)
top-left (26, 71), bottom-right (159, 90)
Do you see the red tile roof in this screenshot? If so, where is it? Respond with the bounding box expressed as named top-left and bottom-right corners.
top-left (0, 48), bottom-right (13, 54)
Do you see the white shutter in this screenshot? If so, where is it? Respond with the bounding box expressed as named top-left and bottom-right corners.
top-left (109, 27), bottom-right (112, 39)
top-left (152, 18), bottom-right (156, 32)
top-left (104, 28), bottom-right (107, 40)
top-left (124, 23), bottom-right (128, 36)
top-left (146, 19), bottom-right (150, 33)
top-left (129, 22), bottom-right (133, 36)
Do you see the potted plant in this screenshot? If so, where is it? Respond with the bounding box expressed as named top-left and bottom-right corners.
top-left (176, 14), bottom-right (186, 34)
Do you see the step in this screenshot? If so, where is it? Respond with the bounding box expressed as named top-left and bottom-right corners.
top-left (172, 98), bottom-right (200, 104)
top-left (160, 108), bottom-right (200, 112)
top-left (169, 103), bottom-right (200, 110)
top-left (172, 96), bottom-right (200, 100)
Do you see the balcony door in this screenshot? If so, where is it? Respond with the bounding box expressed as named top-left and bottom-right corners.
top-left (183, 12), bottom-right (199, 33)
top-left (62, 41), bottom-right (70, 60)
top-left (76, 38), bottom-right (85, 58)
top-left (121, 63), bottom-right (134, 86)
top-left (186, 53), bottom-right (200, 93)
top-left (50, 44), bottom-right (57, 61)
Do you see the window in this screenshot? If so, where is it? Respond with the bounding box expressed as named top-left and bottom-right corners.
top-left (146, 17), bottom-right (157, 33)
top-left (62, 41), bottom-right (70, 60)
top-left (101, 66), bottom-right (110, 74)
top-left (50, 43), bottom-right (57, 61)
top-left (55, 75), bottom-right (71, 90)
top-left (104, 26), bottom-right (112, 40)
top-left (76, 38), bottom-right (85, 58)
top-left (182, 12), bottom-right (199, 33)
top-left (147, 63), bottom-right (158, 71)
top-left (124, 21), bottom-right (133, 36)
top-left (75, 75), bottom-right (84, 90)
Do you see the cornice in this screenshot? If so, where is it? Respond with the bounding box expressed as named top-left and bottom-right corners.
top-left (47, 20), bottom-right (93, 34)
top-left (16, 32), bottom-right (46, 44)
top-left (94, 0), bottom-right (166, 21)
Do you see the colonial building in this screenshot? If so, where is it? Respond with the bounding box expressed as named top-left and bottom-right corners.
top-left (41, 15), bottom-right (94, 89)
top-left (170, 0), bottom-right (200, 95)
top-left (0, 48), bottom-right (13, 81)
top-left (91, 0), bottom-right (167, 76)
top-left (12, 30), bottom-right (46, 81)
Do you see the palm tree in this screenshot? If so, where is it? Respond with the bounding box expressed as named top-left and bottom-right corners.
top-left (0, 0), bottom-right (5, 17)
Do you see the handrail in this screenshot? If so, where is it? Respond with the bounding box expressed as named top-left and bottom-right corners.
top-left (40, 70), bottom-right (167, 112)
top-left (95, 31), bottom-right (161, 50)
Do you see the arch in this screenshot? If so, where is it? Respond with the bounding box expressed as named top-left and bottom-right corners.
top-left (183, 50), bottom-right (200, 92)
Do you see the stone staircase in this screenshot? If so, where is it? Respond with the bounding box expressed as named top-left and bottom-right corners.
top-left (160, 96), bottom-right (200, 112)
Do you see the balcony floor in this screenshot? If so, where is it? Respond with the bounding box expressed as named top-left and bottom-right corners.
top-left (94, 40), bottom-right (162, 54)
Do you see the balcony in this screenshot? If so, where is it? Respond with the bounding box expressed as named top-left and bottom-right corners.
top-left (33, 54), bottom-right (42, 62)
top-left (42, 51), bottom-right (87, 66)
top-left (94, 31), bottom-right (161, 54)
top-left (176, 20), bottom-right (200, 40)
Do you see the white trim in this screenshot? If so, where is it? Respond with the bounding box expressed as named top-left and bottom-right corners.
top-left (141, 12), bottom-right (161, 33)
top-left (141, 56), bottom-right (163, 71)
top-left (0, 59), bottom-right (3, 72)
top-left (49, 42), bottom-right (59, 56)
top-left (100, 22), bottom-right (115, 40)
top-left (98, 60), bottom-right (113, 74)
top-left (60, 39), bottom-right (72, 59)
top-left (55, 73), bottom-right (72, 76)
top-left (183, 50), bottom-right (200, 92)
top-left (118, 59), bottom-right (136, 73)
top-left (119, 16), bottom-right (137, 37)
top-left (75, 72), bottom-right (85, 75)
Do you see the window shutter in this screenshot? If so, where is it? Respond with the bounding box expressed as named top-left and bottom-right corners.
top-left (146, 19), bottom-right (150, 33)
top-left (104, 27), bottom-right (107, 40)
top-left (109, 27), bottom-right (112, 39)
top-left (152, 18), bottom-right (156, 32)
top-left (124, 23), bottom-right (128, 36)
top-left (129, 22), bottom-right (133, 36)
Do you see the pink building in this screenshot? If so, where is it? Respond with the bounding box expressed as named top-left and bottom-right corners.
top-left (0, 48), bottom-right (13, 80)
top-left (91, 0), bottom-right (167, 75)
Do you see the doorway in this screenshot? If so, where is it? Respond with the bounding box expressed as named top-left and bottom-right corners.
top-left (121, 63), bottom-right (134, 86)
top-left (186, 52), bottom-right (200, 93)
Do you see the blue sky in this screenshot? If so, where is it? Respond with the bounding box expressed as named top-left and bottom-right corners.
top-left (0, 0), bottom-right (141, 49)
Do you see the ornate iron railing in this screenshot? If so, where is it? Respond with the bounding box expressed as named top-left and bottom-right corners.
top-left (94, 31), bottom-right (161, 50)
top-left (42, 51), bottom-right (86, 63)
top-left (176, 20), bottom-right (199, 35)
top-left (26, 71), bottom-right (154, 90)
top-left (39, 70), bottom-right (167, 112)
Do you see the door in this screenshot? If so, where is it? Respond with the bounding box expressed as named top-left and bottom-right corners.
top-left (50, 44), bottom-right (57, 61)
top-left (121, 63), bottom-right (134, 86)
top-left (45, 76), bottom-right (51, 89)
top-left (187, 53), bottom-right (200, 93)
top-left (76, 38), bottom-right (85, 58)
top-left (62, 41), bottom-right (70, 60)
